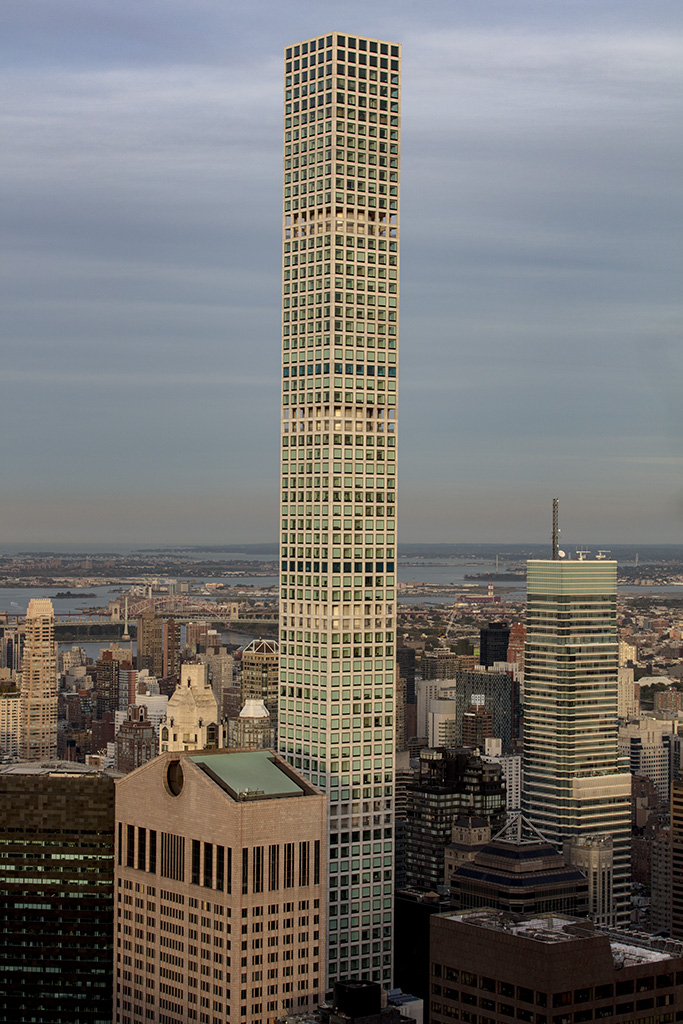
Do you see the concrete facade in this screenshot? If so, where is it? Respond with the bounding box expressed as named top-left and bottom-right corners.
top-left (278, 31), bottom-right (401, 985)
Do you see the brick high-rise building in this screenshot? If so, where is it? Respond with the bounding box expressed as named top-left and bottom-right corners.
top-left (114, 749), bottom-right (327, 1024)
top-left (95, 649), bottom-right (120, 718)
top-left (278, 31), bottom-right (401, 985)
top-left (671, 778), bottom-right (683, 938)
top-left (136, 612), bottom-right (163, 677)
top-left (114, 704), bottom-right (157, 774)
top-left (19, 598), bottom-right (58, 760)
top-left (163, 617), bottom-right (181, 679)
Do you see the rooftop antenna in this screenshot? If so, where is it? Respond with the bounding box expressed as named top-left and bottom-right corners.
top-left (596, 549), bottom-right (611, 560)
top-left (121, 596), bottom-right (132, 654)
top-left (552, 498), bottom-right (559, 560)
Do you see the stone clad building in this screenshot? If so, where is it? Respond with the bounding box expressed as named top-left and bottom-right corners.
top-left (114, 748), bottom-right (327, 1024)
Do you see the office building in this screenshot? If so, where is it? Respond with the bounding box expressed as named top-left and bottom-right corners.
top-left (671, 778), bottom-right (683, 938)
top-left (0, 675), bottom-right (21, 759)
top-left (136, 612), bottom-right (163, 677)
top-left (443, 815), bottom-right (491, 883)
top-left (95, 650), bottom-right (120, 718)
top-left (619, 717), bottom-right (673, 803)
top-left (404, 748), bottom-right (506, 890)
top-left (563, 835), bottom-right (616, 927)
top-left (0, 760), bottom-right (115, 1023)
top-left (430, 910), bottom-right (683, 1024)
top-left (448, 836), bottom-right (588, 917)
top-left (482, 738), bottom-right (522, 813)
top-left (461, 704), bottom-right (494, 749)
top-left (394, 889), bottom-right (451, 1009)
top-left (618, 666), bottom-right (639, 718)
top-left (479, 622), bottom-right (510, 668)
top-left (455, 668), bottom-right (519, 752)
top-left (651, 826), bottom-right (672, 935)
top-left (163, 617), bottom-right (182, 679)
top-left (522, 558), bottom-right (631, 923)
top-left (201, 649), bottom-right (235, 714)
top-left (19, 597), bottom-right (58, 760)
top-left (227, 698), bottom-right (276, 750)
top-left (278, 31), bottom-right (400, 985)
top-left (242, 639), bottom-right (279, 721)
top-left (114, 749), bottom-right (327, 1024)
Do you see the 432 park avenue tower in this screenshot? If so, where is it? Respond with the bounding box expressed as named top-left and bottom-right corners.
top-left (278, 32), bottom-right (400, 986)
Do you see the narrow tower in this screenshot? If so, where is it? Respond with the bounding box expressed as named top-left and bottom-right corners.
top-left (278, 32), bottom-right (401, 985)
top-left (19, 598), bottom-right (58, 760)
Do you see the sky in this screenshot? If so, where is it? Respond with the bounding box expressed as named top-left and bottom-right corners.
top-left (2, 0), bottom-right (682, 548)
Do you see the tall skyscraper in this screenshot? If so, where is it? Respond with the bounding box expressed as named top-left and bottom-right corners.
top-left (278, 32), bottom-right (401, 985)
top-left (19, 598), bottom-right (58, 760)
top-left (522, 558), bottom-right (631, 924)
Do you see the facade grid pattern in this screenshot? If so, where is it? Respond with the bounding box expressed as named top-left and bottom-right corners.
top-left (522, 560), bottom-right (631, 925)
top-left (278, 31), bottom-right (401, 985)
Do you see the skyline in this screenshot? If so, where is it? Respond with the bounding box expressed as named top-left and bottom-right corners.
top-left (2, 0), bottom-right (683, 545)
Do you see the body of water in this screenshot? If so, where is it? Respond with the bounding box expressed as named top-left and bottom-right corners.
top-left (3, 555), bottom-right (682, 620)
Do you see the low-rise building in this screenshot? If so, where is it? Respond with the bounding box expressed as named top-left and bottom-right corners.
top-left (431, 910), bottom-right (683, 1024)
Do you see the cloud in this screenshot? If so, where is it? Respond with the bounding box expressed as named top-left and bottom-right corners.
top-left (1, 2), bottom-right (683, 542)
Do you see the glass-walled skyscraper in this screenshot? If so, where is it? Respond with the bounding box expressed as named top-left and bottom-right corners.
top-left (278, 31), bottom-right (400, 985)
top-left (522, 558), bottom-right (631, 924)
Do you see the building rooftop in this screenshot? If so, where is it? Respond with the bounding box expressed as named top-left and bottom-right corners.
top-left (447, 911), bottom-right (678, 964)
top-left (189, 749), bottom-right (308, 800)
top-left (0, 760), bottom-right (119, 778)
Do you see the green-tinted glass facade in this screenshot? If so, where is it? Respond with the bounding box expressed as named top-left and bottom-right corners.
top-left (522, 560), bottom-right (631, 924)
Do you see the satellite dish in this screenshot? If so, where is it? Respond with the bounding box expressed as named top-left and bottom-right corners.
top-left (558, 549), bottom-right (566, 558)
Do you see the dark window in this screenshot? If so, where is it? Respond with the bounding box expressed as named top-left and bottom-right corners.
top-left (253, 846), bottom-right (264, 893)
top-left (191, 839), bottom-right (201, 885)
top-left (203, 843), bottom-right (213, 888)
top-left (269, 845), bottom-right (280, 891)
top-left (127, 824), bottom-right (135, 868)
top-left (149, 830), bottom-right (157, 874)
top-left (299, 842), bottom-right (309, 886)
top-left (284, 843), bottom-right (295, 888)
top-left (313, 840), bottom-right (320, 885)
top-left (242, 848), bottom-right (249, 894)
top-left (216, 846), bottom-right (225, 892)
top-left (137, 827), bottom-right (147, 871)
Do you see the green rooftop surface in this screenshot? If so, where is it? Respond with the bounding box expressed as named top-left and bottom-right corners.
top-left (189, 750), bottom-right (303, 798)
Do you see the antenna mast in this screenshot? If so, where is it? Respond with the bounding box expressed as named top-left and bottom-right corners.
top-left (552, 498), bottom-right (559, 560)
